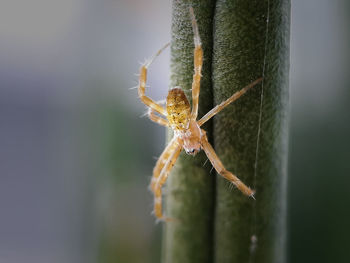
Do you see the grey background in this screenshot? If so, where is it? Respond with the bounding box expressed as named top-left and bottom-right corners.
top-left (0, 0), bottom-right (349, 262)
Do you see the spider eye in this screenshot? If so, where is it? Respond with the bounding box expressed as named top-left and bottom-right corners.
top-left (186, 149), bottom-right (196, 155)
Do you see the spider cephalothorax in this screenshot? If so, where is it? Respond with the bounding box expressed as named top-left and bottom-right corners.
top-left (137, 7), bottom-right (262, 221)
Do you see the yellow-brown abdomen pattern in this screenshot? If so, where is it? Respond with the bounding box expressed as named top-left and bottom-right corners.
top-left (166, 88), bottom-right (191, 131)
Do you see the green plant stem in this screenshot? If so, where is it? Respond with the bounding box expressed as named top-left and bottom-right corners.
top-left (163, 1), bottom-right (216, 263)
top-left (212, 1), bottom-right (290, 263)
top-left (163, 1), bottom-right (290, 263)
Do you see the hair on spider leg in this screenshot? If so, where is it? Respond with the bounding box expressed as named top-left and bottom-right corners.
top-left (156, 99), bottom-right (166, 105)
top-left (202, 158), bottom-right (209, 167)
top-left (227, 180), bottom-right (238, 192)
top-left (225, 181), bottom-right (255, 199)
top-left (155, 217), bottom-right (165, 224)
top-left (135, 84), bottom-right (151, 89)
top-left (130, 79), bottom-right (139, 85)
top-left (151, 212), bottom-right (169, 226)
top-left (139, 111), bottom-right (149, 118)
top-left (228, 181), bottom-right (235, 191)
top-left (146, 106), bottom-right (167, 119)
top-left (250, 191), bottom-right (256, 200)
top-left (138, 58), bottom-right (149, 66)
top-left (209, 166), bottom-right (215, 174)
top-left (155, 216), bottom-right (169, 224)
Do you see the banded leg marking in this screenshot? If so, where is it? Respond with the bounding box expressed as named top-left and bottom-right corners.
top-left (138, 43), bottom-right (170, 116)
top-left (189, 7), bottom-right (203, 120)
top-left (153, 141), bottom-right (182, 220)
top-left (150, 137), bottom-right (179, 193)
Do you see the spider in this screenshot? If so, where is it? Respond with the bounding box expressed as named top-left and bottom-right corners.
top-left (137, 7), bottom-right (262, 221)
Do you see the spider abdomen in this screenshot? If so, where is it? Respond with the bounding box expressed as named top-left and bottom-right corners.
top-left (166, 87), bottom-right (191, 131)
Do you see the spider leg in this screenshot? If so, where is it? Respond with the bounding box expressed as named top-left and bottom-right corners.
top-left (189, 7), bottom-right (203, 120)
top-left (198, 78), bottom-right (263, 126)
top-left (153, 140), bottom-right (183, 221)
top-left (138, 43), bottom-right (170, 116)
top-left (147, 107), bottom-right (169, 127)
top-left (200, 131), bottom-right (254, 197)
top-left (150, 136), bottom-right (180, 192)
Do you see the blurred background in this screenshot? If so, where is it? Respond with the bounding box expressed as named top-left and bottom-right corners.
top-left (0, 0), bottom-right (349, 263)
